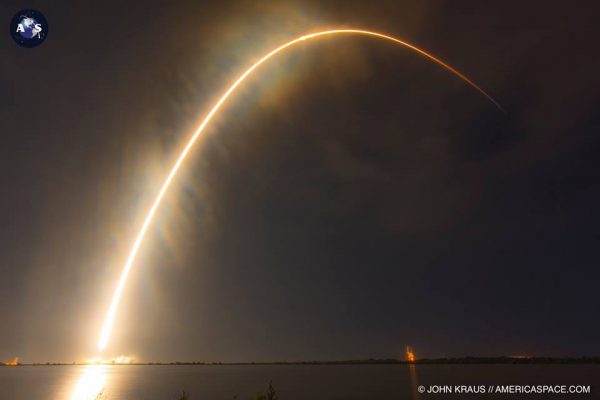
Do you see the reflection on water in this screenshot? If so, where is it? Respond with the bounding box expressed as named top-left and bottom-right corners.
top-left (69, 365), bottom-right (107, 400)
top-left (0, 364), bottom-right (594, 400)
top-left (68, 363), bottom-right (421, 399)
top-left (408, 364), bottom-right (420, 400)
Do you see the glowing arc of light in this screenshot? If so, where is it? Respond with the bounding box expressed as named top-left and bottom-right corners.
top-left (97, 29), bottom-right (503, 352)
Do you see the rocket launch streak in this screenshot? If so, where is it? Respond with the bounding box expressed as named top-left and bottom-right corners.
top-left (97, 29), bottom-right (503, 352)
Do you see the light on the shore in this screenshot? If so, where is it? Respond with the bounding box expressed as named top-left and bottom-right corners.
top-left (406, 346), bottom-right (416, 362)
top-left (85, 355), bottom-right (135, 365)
top-left (2, 357), bottom-right (18, 366)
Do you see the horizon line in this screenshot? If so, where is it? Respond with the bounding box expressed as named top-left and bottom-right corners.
top-left (5, 356), bottom-right (600, 366)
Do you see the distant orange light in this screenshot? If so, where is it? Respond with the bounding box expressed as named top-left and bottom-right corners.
top-left (3, 357), bottom-right (19, 366)
top-left (406, 346), bottom-right (416, 362)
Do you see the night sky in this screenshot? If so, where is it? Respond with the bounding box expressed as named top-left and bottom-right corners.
top-left (1, 1), bottom-right (599, 363)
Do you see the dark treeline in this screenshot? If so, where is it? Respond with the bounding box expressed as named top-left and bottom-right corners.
top-left (6, 357), bottom-right (600, 366)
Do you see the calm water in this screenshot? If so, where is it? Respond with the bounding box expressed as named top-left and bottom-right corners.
top-left (0, 364), bottom-right (598, 399)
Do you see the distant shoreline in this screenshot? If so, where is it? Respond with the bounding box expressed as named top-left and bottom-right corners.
top-left (4, 357), bottom-right (599, 366)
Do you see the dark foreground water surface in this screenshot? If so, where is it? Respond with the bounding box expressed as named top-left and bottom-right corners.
top-left (1, 364), bottom-right (598, 399)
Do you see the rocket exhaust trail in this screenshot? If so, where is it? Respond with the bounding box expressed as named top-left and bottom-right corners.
top-left (97, 29), bottom-right (503, 352)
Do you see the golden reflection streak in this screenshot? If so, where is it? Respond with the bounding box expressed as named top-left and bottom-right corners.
top-left (97, 29), bottom-right (503, 352)
top-left (70, 365), bottom-right (107, 400)
top-left (408, 364), bottom-right (421, 400)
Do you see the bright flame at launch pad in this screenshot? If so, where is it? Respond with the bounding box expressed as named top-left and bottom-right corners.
top-left (97, 29), bottom-right (502, 352)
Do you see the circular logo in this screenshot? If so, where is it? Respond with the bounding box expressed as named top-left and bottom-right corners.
top-left (10, 9), bottom-right (48, 48)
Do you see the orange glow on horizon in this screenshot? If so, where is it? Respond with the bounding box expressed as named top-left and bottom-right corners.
top-left (85, 355), bottom-right (135, 365)
top-left (406, 346), bottom-right (416, 362)
top-left (3, 357), bottom-right (18, 366)
top-left (97, 28), bottom-right (503, 353)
